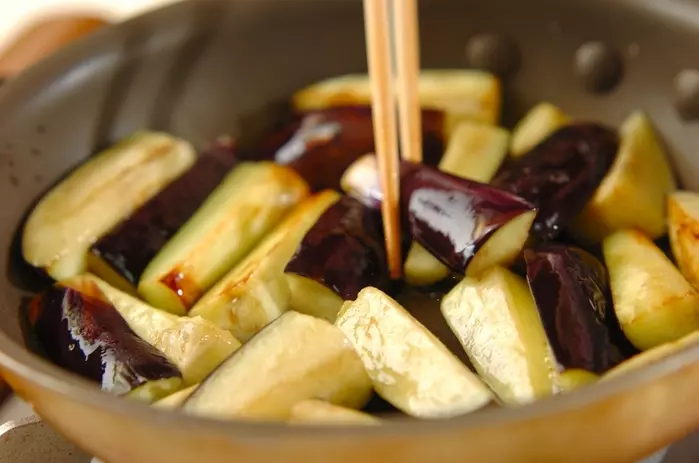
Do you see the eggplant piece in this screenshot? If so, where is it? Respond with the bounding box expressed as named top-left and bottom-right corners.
top-left (668, 191), bottom-right (699, 292)
top-left (153, 384), bottom-right (199, 410)
top-left (182, 311), bottom-right (372, 421)
top-left (75, 275), bottom-right (240, 385)
top-left (492, 124), bottom-right (618, 241)
top-left (557, 369), bottom-right (598, 392)
top-left (510, 103), bottom-right (569, 158)
top-left (26, 282), bottom-right (183, 401)
top-left (570, 112), bottom-right (677, 244)
top-left (190, 191), bottom-right (340, 342)
top-left (292, 70), bottom-right (502, 134)
top-left (603, 229), bottom-right (699, 350)
top-left (404, 122), bottom-right (510, 286)
top-left (603, 330), bottom-right (699, 380)
top-left (289, 400), bottom-right (381, 425)
top-left (441, 266), bottom-right (558, 405)
top-left (336, 287), bottom-right (493, 418)
top-left (285, 273), bottom-right (344, 323)
top-left (89, 139), bottom-right (238, 293)
top-left (256, 106), bottom-right (445, 191)
top-left (341, 155), bottom-right (536, 276)
top-left (138, 162), bottom-right (309, 315)
top-left (284, 195), bottom-right (389, 301)
top-left (22, 132), bottom-right (196, 281)
top-left (524, 245), bottom-right (619, 373)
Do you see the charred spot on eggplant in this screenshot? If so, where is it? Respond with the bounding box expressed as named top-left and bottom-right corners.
top-left (492, 124), bottom-right (618, 241)
top-left (27, 281), bottom-right (182, 399)
top-left (285, 195), bottom-right (389, 300)
top-left (255, 106), bottom-right (445, 191)
top-left (524, 244), bottom-right (620, 373)
top-left (89, 139), bottom-right (238, 291)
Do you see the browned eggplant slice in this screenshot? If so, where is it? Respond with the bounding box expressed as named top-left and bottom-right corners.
top-left (524, 245), bottom-right (620, 373)
top-left (492, 124), bottom-right (618, 241)
top-left (26, 282), bottom-right (183, 401)
top-left (89, 139), bottom-right (238, 293)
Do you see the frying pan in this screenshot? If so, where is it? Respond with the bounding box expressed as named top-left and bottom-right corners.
top-left (1, 0), bottom-right (699, 461)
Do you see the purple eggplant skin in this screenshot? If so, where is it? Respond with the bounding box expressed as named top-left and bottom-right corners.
top-left (400, 161), bottom-right (536, 274)
top-left (90, 139), bottom-right (238, 287)
top-left (284, 195), bottom-right (389, 300)
top-left (524, 244), bottom-right (622, 373)
top-left (26, 281), bottom-right (181, 394)
top-left (492, 124), bottom-right (618, 241)
top-left (256, 106), bottom-right (445, 191)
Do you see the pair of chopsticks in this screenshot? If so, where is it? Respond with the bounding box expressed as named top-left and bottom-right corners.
top-left (363, 0), bottom-right (422, 279)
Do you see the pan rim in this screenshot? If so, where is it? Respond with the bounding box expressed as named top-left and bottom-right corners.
top-left (1, 0), bottom-right (699, 443)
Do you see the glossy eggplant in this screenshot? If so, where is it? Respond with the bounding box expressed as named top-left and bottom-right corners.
top-left (89, 139), bottom-right (238, 292)
top-left (26, 282), bottom-right (183, 401)
top-left (284, 195), bottom-right (389, 301)
top-left (492, 124), bottom-right (618, 241)
top-left (341, 155), bottom-right (536, 276)
top-left (524, 245), bottom-right (619, 373)
top-left (255, 106), bottom-right (444, 191)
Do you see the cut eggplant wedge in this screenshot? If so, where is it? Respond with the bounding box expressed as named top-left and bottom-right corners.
top-left (74, 275), bottom-right (240, 385)
top-left (493, 124), bottom-right (618, 241)
top-left (441, 266), bottom-right (558, 405)
top-left (285, 274), bottom-right (344, 323)
top-left (182, 311), bottom-right (372, 421)
top-left (336, 287), bottom-right (493, 418)
top-left (603, 330), bottom-right (699, 380)
top-left (571, 112), bottom-right (677, 244)
top-left (510, 103), bottom-right (569, 157)
top-left (190, 191), bottom-right (340, 342)
top-left (289, 400), bottom-right (381, 425)
top-left (26, 282), bottom-right (183, 401)
top-left (668, 191), bottom-right (699, 292)
top-left (292, 70), bottom-right (502, 134)
top-left (557, 369), bottom-right (598, 392)
top-left (405, 122), bottom-right (510, 285)
top-left (138, 162), bottom-right (309, 315)
top-left (153, 384), bottom-right (199, 410)
top-left (524, 245), bottom-right (619, 373)
top-left (603, 229), bottom-right (699, 350)
top-left (22, 132), bottom-right (196, 281)
top-left (89, 139), bottom-right (238, 292)
top-left (285, 195), bottom-right (389, 301)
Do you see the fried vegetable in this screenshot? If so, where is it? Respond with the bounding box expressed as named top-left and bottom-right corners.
top-left (557, 369), bottom-right (598, 392)
top-left (289, 400), bottom-right (381, 425)
top-left (441, 266), bottom-right (558, 405)
top-left (341, 155), bottom-right (536, 276)
top-left (603, 229), bottom-right (699, 350)
top-left (26, 282), bottom-right (183, 401)
top-left (405, 122), bottom-right (510, 285)
top-left (75, 275), bottom-right (240, 385)
top-left (285, 273), bottom-right (344, 323)
top-left (153, 384), bottom-right (199, 410)
top-left (336, 287), bottom-right (493, 418)
top-left (22, 132), bottom-right (196, 281)
top-left (190, 191), bottom-right (340, 342)
top-left (89, 139), bottom-right (237, 293)
top-left (492, 124), bottom-right (618, 241)
top-left (510, 103), bottom-right (569, 157)
top-left (292, 70), bottom-right (502, 134)
top-left (524, 245), bottom-right (619, 373)
top-left (571, 112), bottom-right (677, 244)
top-left (668, 191), bottom-right (699, 292)
top-left (183, 311), bottom-right (372, 421)
top-left (285, 195), bottom-right (389, 301)
top-left (256, 106), bottom-right (445, 191)
top-left (138, 162), bottom-right (309, 315)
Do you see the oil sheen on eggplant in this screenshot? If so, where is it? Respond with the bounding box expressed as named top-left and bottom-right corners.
top-left (492, 124), bottom-right (618, 241)
top-left (524, 245), bottom-right (620, 373)
top-left (256, 106), bottom-right (445, 191)
top-left (90, 139), bottom-right (238, 289)
top-left (26, 282), bottom-right (182, 396)
top-left (284, 195), bottom-right (389, 300)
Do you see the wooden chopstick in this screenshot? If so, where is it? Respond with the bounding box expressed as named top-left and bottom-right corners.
top-left (363, 0), bottom-right (403, 278)
top-left (393, 0), bottom-right (423, 164)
